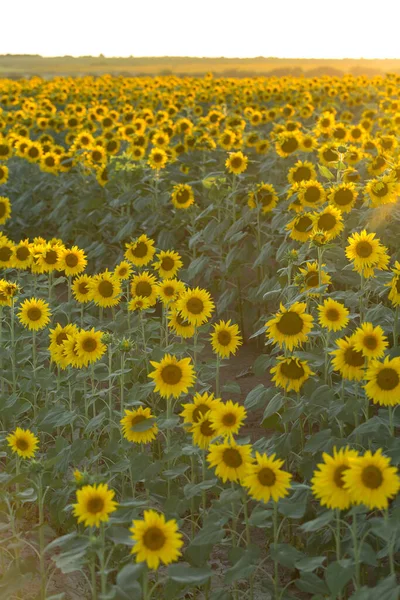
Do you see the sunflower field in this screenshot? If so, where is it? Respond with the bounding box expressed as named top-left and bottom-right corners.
top-left (0, 73), bottom-right (400, 600)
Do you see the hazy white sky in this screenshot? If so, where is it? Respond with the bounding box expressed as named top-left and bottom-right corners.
top-left (2, 0), bottom-right (399, 59)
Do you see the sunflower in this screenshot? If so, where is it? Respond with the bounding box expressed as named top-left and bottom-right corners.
top-left (297, 261), bottom-right (331, 296)
top-left (192, 412), bottom-right (218, 449)
top-left (130, 271), bottom-right (158, 306)
top-left (364, 356), bottom-right (400, 406)
top-left (130, 146), bottom-right (145, 161)
top-left (387, 262), bottom-right (400, 307)
top-left (61, 333), bottom-right (85, 369)
top-left (287, 160), bottom-right (316, 185)
top-left (40, 152), bottom-right (60, 174)
top-left (275, 132), bottom-right (301, 157)
top-left (96, 166), bottom-right (109, 187)
top-left (0, 164), bottom-right (9, 185)
top-left (49, 323), bottom-right (79, 357)
top-left (345, 230), bottom-right (389, 276)
top-left (365, 175), bottom-right (398, 207)
top-left (176, 287), bottom-right (215, 327)
top-left (312, 205), bottom-right (344, 241)
top-left (125, 234), bottom-right (156, 267)
top-left (88, 271), bottom-right (122, 308)
top-left (318, 142), bottom-right (339, 166)
top-left (270, 356), bottom-right (314, 393)
top-left (210, 319), bottom-right (242, 358)
top-left (72, 274), bottom-right (92, 304)
top-left (247, 183), bottom-right (278, 214)
top-left (311, 447), bottom-right (358, 510)
top-left (114, 261), bottom-right (133, 281)
top-left (149, 354), bottom-right (195, 398)
top-left (265, 302), bottom-right (313, 351)
top-left (343, 449), bottom-right (400, 510)
top-left (328, 182), bottom-right (358, 213)
top-left (352, 323), bottom-right (388, 359)
top-left (73, 483), bottom-right (118, 528)
top-left (171, 184), bottom-right (195, 210)
top-left (128, 296), bottom-right (152, 311)
top-left (130, 510), bottom-right (183, 570)
top-left (120, 406), bottom-right (158, 443)
top-left (32, 243), bottom-right (63, 274)
top-left (75, 328), bottom-right (106, 366)
top-left (225, 151), bottom-right (248, 175)
top-left (168, 309), bottom-right (195, 338)
top-left (58, 246), bottom-right (87, 277)
top-left (25, 141), bottom-right (43, 163)
top-left (243, 452), bottom-right (292, 503)
top-left (331, 336), bottom-right (365, 381)
top-left (148, 147), bottom-right (168, 170)
top-left (7, 427), bottom-right (39, 459)
top-left (11, 239), bottom-right (32, 269)
top-left (180, 392), bottom-right (221, 428)
top-left (286, 214), bottom-right (314, 243)
top-left (155, 279), bottom-right (183, 306)
top-left (18, 297), bottom-right (51, 331)
top-left (207, 440), bottom-right (252, 483)
top-left (318, 299), bottom-right (349, 332)
top-left (297, 181), bottom-right (326, 208)
top-left (209, 400), bottom-right (246, 438)
top-left (0, 236), bottom-right (14, 268)
top-left (153, 250), bottom-right (183, 279)
top-left (0, 196), bottom-right (11, 225)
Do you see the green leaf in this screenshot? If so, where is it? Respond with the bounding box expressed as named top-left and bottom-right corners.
top-left (263, 393), bottom-right (284, 420)
top-left (191, 525), bottom-right (226, 546)
top-left (244, 384), bottom-right (269, 410)
top-left (115, 564), bottom-right (143, 599)
top-left (270, 543), bottom-right (305, 568)
top-left (304, 429), bottom-right (332, 453)
top-left (301, 511), bottom-right (334, 532)
top-left (278, 486), bottom-right (310, 519)
top-left (184, 479), bottom-right (218, 499)
top-left (325, 560), bottom-right (354, 597)
top-left (168, 564), bottom-right (212, 585)
top-left (318, 164), bottom-right (334, 180)
top-left (222, 380), bottom-right (241, 394)
top-left (295, 572), bottom-right (328, 595)
top-left (295, 556), bottom-right (326, 572)
top-left (106, 526), bottom-right (133, 546)
top-left (131, 417), bottom-right (156, 432)
top-left (225, 545), bottom-right (260, 584)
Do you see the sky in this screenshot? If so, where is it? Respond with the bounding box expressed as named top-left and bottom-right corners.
top-left (1, 0), bottom-right (400, 59)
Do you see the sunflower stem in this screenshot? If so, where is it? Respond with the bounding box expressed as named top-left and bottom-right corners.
top-left (384, 509), bottom-right (395, 576)
top-left (120, 353), bottom-right (125, 416)
top-left (190, 454), bottom-right (196, 538)
top-left (99, 523), bottom-right (107, 596)
top-left (243, 496), bottom-right (254, 600)
top-left (10, 297), bottom-right (16, 393)
top-left (32, 330), bottom-right (37, 418)
top-left (37, 473), bottom-right (46, 600)
top-left (352, 512), bottom-right (360, 590)
top-left (394, 305), bottom-right (399, 348)
top-left (388, 406), bottom-right (394, 436)
top-left (273, 501), bottom-right (280, 600)
top-left (216, 354), bottom-right (220, 398)
top-left (108, 343), bottom-right (113, 423)
top-left (142, 568), bottom-right (149, 600)
top-left (324, 331), bottom-right (330, 385)
top-left (90, 548), bottom-right (97, 600)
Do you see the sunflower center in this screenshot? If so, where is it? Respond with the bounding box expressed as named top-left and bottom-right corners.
top-left (200, 419), bottom-right (215, 436)
top-left (87, 496), bottom-right (105, 514)
top-left (192, 404), bottom-right (210, 422)
top-left (132, 242), bottom-right (148, 258)
top-left (79, 282), bottom-right (89, 294)
top-left (163, 285), bottom-right (175, 296)
top-left (176, 188), bottom-right (190, 203)
top-left (361, 465), bottom-right (383, 489)
top-left (304, 186), bottom-right (321, 203)
top-left (0, 247), bottom-right (12, 262)
top-left (294, 216), bottom-right (312, 232)
top-left (333, 465), bottom-right (349, 488)
top-left (217, 330), bottom-right (232, 346)
top-left (231, 156), bottom-right (243, 169)
top-left (0, 203), bottom-right (5, 217)
top-left (222, 412), bottom-right (237, 426)
top-left (355, 241), bottom-right (373, 258)
top-left (293, 166), bottom-right (311, 182)
top-left (258, 190), bottom-right (273, 205)
top-left (326, 308), bottom-right (339, 321)
top-left (305, 271), bottom-right (319, 287)
top-left (186, 297), bottom-right (204, 315)
top-left (56, 332), bottom-right (68, 345)
top-left (363, 334), bottom-right (378, 350)
top-left (276, 311), bottom-right (304, 335)
top-left (65, 253), bottom-right (79, 267)
top-left (223, 448), bottom-right (243, 468)
top-left (280, 359), bottom-right (305, 379)
top-left (334, 188), bottom-right (354, 206)
top-left (143, 526), bottom-right (166, 551)
top-left (118, 267), bottom-right (127, 276)
top-left (82, 337), bottom-right (97, 353)
top-left (372, 182), bottom-right (389, 198)
top-left (15, 437), bottom-right (29, 451)
top-left (318, 213), bottom-right (337, 231)
top-left (161, 364), bottom-right (182, 385)
top-left (44, 250), bottom-right (58, 265)
top-left (27, 307), bottom-right (42, 321)
top-left (323, 148), bottom-right (338, 162)
top-left (376, 367), bottom-right (399, 390)
top-left (344, 347), bottom-right (365, 367)
top-left (257, 467), bottom-right (276, 487)
top-left (176, 314), bottom-right (190, 326)
top-left (16, 246), bottom-right (30, 260)
top-left (161, 257), bottom-right (175, 271)
top-left (135, 281), bottom-right (152, 297)
top-left (130, 414), bottom-right (146, 428)
top-left (281, 137), bottom-right (299, 154)
top-left (98, 280), bottom-right (114, 298)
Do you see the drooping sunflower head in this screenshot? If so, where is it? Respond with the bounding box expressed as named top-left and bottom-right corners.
top-left (120, 406), bottom-right (158, 444)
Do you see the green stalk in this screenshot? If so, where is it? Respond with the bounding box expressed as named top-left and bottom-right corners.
top-left (273, 502), bottom-right (279, 600)
top-left (394, 305), bottom-right (399, 348)
top-left (108, 344), bottom-right (113, 423)
top-left (0, 306), bottom-right (3, 398)
top-left (32, 330), bottom-right (37, 418)
top-left (352, 513), bottom-right (360, 590)
top-left (10, 298), bottom-right (16, 393)
top-left (120, 353), bottom-right (125, 416)
top-left (215, 353), bottom-right (220, 398)
top-left (90, 549), bottom-right (97, 600)
top-left (37, 474), bottom-right (46, 600)
top-left (99, 524), bottom-right (107, 596)
top-left (243, 497), bottom-right (254, 600)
